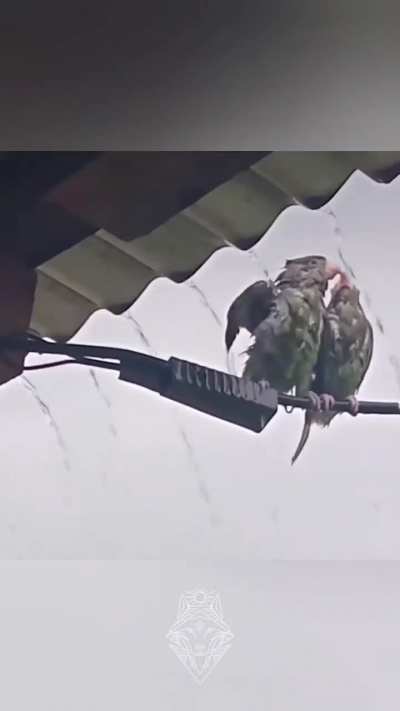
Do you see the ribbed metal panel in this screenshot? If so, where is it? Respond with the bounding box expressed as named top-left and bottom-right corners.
top-left (30, 151), bottom-right (400, 341)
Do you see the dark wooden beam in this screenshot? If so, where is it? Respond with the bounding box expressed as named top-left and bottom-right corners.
top-left (46, 151), bottom-right (270, 240)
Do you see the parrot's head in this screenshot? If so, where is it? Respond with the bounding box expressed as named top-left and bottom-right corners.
top-left (329, 272), bottom-right (361, 307)
top-left (277, 255), bottom-right (342, 292)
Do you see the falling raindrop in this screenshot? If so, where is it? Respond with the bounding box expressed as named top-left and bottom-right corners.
top-left (88, 369), bottom-right (117, 438)
top-left (187, 280), bottom-right (222, 328)
top-left (124, 312), bottom-right (155, 353)
top-left (22, 375), bottom-right (71, 473)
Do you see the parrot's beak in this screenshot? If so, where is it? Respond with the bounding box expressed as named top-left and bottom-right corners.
top-left (325, 262), bottom-right (343, 281)
top-left (325, 263), bottom-right (353, 293)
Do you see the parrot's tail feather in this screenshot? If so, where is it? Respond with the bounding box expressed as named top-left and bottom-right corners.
top-left (291, 413), bottom-right (312, 465)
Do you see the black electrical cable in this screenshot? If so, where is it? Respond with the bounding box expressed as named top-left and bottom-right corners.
top-left (24, 355), bottom-right (121, 373)
top-left (0, 333), bottom-right (399, 418)
top-left (24, 359), bottom-right (79, 371)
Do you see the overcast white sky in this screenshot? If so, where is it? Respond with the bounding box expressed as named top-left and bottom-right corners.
top-left (1, 169), bottom-right (400, 561)
top-left (0, 561), bottom-right (399, 710)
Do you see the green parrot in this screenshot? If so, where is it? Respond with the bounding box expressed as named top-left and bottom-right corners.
top-left (225, 255), bottom-right (342, 404)
top-left (291, 273), bottom-right (374, 464)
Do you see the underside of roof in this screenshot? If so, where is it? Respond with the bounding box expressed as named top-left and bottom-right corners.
top-left (11, 151), bottom-right (400, 341)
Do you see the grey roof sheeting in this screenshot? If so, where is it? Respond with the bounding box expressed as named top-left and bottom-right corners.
top-left (31, 151), bottom-right (400, 341)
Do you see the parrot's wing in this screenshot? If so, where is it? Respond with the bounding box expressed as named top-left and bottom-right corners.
top-left (225, 279), bottom-right (278, 351)
top-left (244, 285), bottom-right (323, 394)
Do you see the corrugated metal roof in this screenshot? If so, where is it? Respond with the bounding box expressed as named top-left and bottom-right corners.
top-left (31, 151), bottom-right (400, 341)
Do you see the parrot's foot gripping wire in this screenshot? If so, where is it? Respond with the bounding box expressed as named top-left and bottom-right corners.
top-left (345, 395), bottom-right (359, 417)
top-left (306, 391), bottom-right (321, 411)
top-left (319, 393), bottom-right (336, 411)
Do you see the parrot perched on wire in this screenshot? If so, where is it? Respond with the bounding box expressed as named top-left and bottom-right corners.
top-left (291, 272), bottom-right (374, 464)
top-left (225, 255), bottom-right (342, 405)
